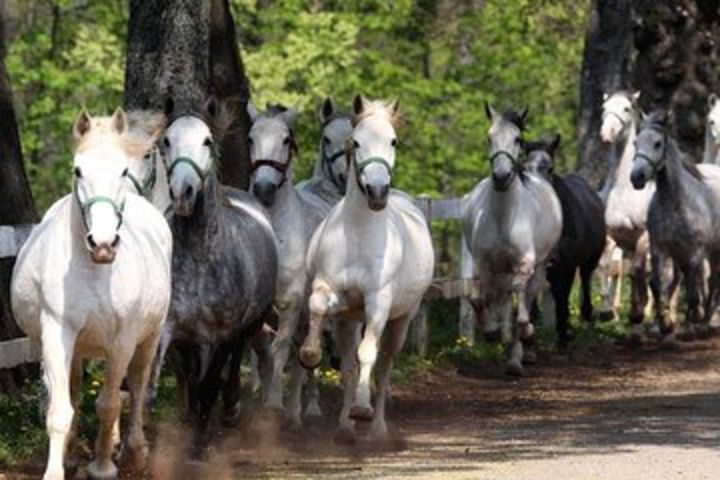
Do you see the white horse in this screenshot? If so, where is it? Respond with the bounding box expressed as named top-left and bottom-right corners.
top-left (599, 91), bottom-right (655, 339)
top-left (299, 96), bottom-right (434, 442)
top-left (704, 93), bottom-right (720, 165)
top-left (11, 108), bottom-right (171, 480)
top-left (463, 104), bottom-right (562, 376)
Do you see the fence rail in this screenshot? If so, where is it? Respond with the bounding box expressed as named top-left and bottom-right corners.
top-left (0, 197), bottom-right (475, 369)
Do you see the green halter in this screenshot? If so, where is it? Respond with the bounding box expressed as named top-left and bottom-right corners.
top-left (127, 152), bottom-right (157, 195)
top-left (74, 183), bottom-right (125, 232)
top-left (489, 149), bottom-right (523, 170)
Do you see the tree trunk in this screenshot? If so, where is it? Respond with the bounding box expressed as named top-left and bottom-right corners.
top-left (125, 0), bottom-right (252, 189)
top-left (632, 0), bottom-right (720, 159)
top-left (124, 0), bottom-right (211, 113)
top-left (209, 0), bottom-right (252, 189)
top-left (0, 10), bottom-right (37, 388)
top-left (576, 0), bottom-right (634, 188)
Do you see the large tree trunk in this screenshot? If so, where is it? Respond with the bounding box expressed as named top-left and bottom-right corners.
top-left (576, 0), bottom-right (634, 188)
top-left (209, 0), bottom-right (252, 189)
top-left (124, 0), bottom-right (211, 113)
top-left (125, 0), bottom-right (252, 189)
top-left (0, 9), bottom-right (37, 388)
top-left (632, 0), bottom-right (720, 159)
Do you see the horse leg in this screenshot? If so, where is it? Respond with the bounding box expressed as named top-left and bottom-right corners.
top-left (286, 350), bottom-right (307, 429)
top-left (221, 347), bottom-right (243, 423)
top-left (351, 289), bottom-right (392, 420)
top-left (597, 238), bottom-right (622, 321)
top-left (629, 234), bottom-right (650, 341)
top-left (300, 282), bottom-right (346, 369)
top-left (335, 319), bottom-right (360, 444)
top-left (123, 331), bottom-right (161, 472)
top-left (87, 346), bottom-right (134, 480)
top-left (648, 249), bottom-right (667, 337)
top-left (508, 257), bottom-right (534, 376)
top-left (580, 260), bottom-right (597, 324)
top-left (41, 318), bottom-right (76, 480)
top-left (371, 312), bottom-right (412, 440)
top-left (549, 268), bottom-right (573, 352)
top-left (266, 296), bottom-right (302, 412)
top-left (678, 259), bottom-right (704, 341)
top-left (192, 344), bottom-right (232, 454)
top-left (303, 368), bottom-right (323, 419)
top-left (145, 322), bottom-right (172, 409)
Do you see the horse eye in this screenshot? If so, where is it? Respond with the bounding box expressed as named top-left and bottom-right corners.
top-left (391, 138), bottom-right (398, 147)
top-left (283, 136), bottom-right (290, 145)
top-left (712, 120), bottom-right (716, 126)
top-left (163, 137), bottom-right (170, 148)
top-left (654, 140), bottom-right (662, 149)
top-left (203, 137), bottom-right (213, 147)
top-left (353, 140), bottom-right (360, 149)
top-left (248, 136), bottom-right (254, 145)
top-left (74, 166), bottom-right (82, 178)
top-left (122, 168), bottom-right (129, 177)
top-left (624, 107), bottom-right (631, 112)
top-left (323, 136), bottom-right (330, 145)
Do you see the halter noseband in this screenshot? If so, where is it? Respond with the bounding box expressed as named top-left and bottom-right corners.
top-left (602, 110), bottom-right (629, 130)
top-left (167, 156), bottom-right (211, 183)
top-left (352, 149), bottom-right (393, 194)
top-left (633, 125), bottom-right (667, 173)
top-left (74, 183), bottom-right (125, 232)
top-left (250, 132), bottom-right (297, 189)
top-left (489, 149), bottom-right (523, 170)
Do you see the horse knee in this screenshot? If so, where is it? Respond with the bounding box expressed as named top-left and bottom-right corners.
top-left (47, 404), bottom-right (74, 437)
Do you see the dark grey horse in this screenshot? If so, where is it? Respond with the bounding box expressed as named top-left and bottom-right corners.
top-left (161, 97), bottom-right (278, 449)
top-left (631, 111), bottom-right (720, 338)
top-left (525, 135), bottom-right (606, 349)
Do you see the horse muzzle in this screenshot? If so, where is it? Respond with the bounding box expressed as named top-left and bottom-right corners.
top-left (630, 168), bottom-right (648, 190)
top-left (169, 181), bottom-right (198, 217)
top-left (491, 171), bottom-right (514, 192)
top-left (364, 183), bottom-right (389, 211)
top-left (252, 181), bottom-right (278, 208)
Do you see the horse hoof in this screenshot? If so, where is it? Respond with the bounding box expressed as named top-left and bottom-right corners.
top-left (334, 427), bottom-right (357, 445)
top-left (597, 310), bottom-right (615, 323)
top-left (349, 405), bottom-right (374, 422)
top-left (299, 347), bottom-right (322, 370)
top-left (506, 361), bottom-right (524, 377)
top-left (221, 404), bottom-right (242, 427)
top-left (519, 323), bottom-right (534, 340)
top-left (87, 461), bottom-right (118, 480)
top-left (124, 443), bottom-right (149, 472)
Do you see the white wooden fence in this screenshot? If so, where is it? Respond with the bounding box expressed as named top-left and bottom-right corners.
top-left (0, 198), bottom-right (478, 369)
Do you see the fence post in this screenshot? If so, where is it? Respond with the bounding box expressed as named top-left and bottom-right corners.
top-left (411, 300), bottom-right (429, 356)
top-left (459, 234), bottom-right (476, 345)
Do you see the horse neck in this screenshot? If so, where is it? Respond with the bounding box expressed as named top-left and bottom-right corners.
top-left (608, 122), bottom-right (637, 192)
top-left (488, 174), bottom-right (525, 222)
top-left (267, 171), bottom-right (299, 221)
top-left (655, 142), bottom-right (694, 201)
top-left (703, 125), bottom-right (720, 164)
top-left (171, 174), bottom-right (223, 245)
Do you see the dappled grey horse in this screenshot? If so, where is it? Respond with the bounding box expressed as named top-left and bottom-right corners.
top-left (632, 111), bottom-right (720, 340)
top-left (704, 93), bottom-right (720, 165)
top-left (525, 135), bottom-right (606, 350)
top-left (161, 97), bottom-right (277, 449)
top-left (463, 105), bottom-right (562, 375)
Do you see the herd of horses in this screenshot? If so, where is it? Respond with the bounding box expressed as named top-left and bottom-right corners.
top-left (8, 89), bottom-right (720, 479)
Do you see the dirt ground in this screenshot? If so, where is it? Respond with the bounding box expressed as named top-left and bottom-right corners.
top-left (6, 338), bottom-right (720, 479)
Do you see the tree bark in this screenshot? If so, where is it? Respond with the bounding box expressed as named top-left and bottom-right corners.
top-left (124, 0), bottom-right (211, 113)
top-left (576, 0), bottom-right (634, 188)
top-left (209, 0), bottom-right (252, 189)
top-left (0, 10), bottom-right (37, 387)
top-left (632, 0), bottom-right (720, 159)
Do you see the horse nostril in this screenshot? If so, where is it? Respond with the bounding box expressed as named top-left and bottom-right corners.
top-left (111, 234), bottom-right (120, 248)
top-left (184, 184), bottom-right (194, 200)
top-left (86, 234), bottom-right (97, 249)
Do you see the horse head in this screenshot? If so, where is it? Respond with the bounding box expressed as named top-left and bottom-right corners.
top-left (485, 102), bottom-right (528, 192)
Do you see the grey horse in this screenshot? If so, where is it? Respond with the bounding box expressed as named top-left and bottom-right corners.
top-left (631, 111), bottom-right (720, 340)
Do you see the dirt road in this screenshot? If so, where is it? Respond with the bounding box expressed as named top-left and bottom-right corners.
top-left (7, 339), bottom-right (720, 479)
top-left (146, 338), bottom-right (720, 480)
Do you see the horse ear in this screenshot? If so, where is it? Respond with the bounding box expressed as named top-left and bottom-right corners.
top-left (110, 107), bottom-right (127, 135)
top-left (163, 96), bottom-right (175, 118)
top-left (204, 96), bottom-right (219, 119)
top-left (73, 109), bottom-right (92, 140)
top-left (387, 98), bottom-right (400, 116)
top-left (353, 94), bottom-right (366, 116)
top-left (282, 106), bottom-right (299, 127)
top-left (710, 93), bottom-right (718, 109)
top-left (319, 97), bottom-right (335, 123)
top-left (519, 105), bottom-right (529, 122)
top-left (484, 101), bottom-right (496, 120)
top-left (247, 100), bottom-right (258, 122)
top-left (603, 92), bottom-right (609, 102)
top-left (632, 91), bottom-right (641, 103)
top-left (550, 134), bottom-right (561, 154)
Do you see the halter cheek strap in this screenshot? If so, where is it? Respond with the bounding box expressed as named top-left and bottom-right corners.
top-left (321, 145), bottom-right (347, 191)
top-left (127, 151), bottom-right (158, 195)
top-left (250, 134), bottom-right (297, 189)
top-left (489, 149), bottom-right (522, 170)
top-left (602, 111), bottom-right (628, 129)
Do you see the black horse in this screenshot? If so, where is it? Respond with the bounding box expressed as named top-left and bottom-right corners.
top-left (525, 135), bottom-right (606, 349)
